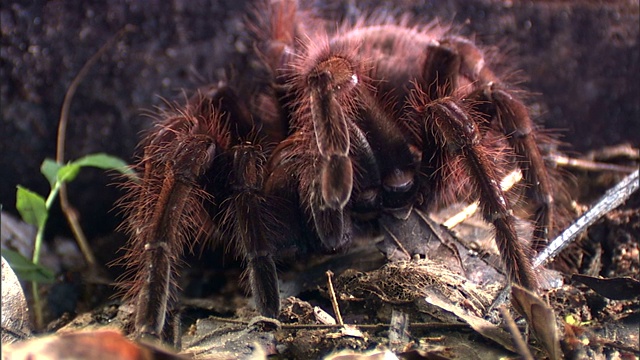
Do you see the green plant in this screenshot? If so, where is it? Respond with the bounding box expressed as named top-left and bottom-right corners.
top-left (9, 153), bottom-right (133, 326)
top-left (2, 24), bottom-right (136, 330)
top-left (16, 153), bottom-right (132, 267)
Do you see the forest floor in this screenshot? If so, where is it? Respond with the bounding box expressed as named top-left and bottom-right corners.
top-left (2, 145), bottom-right (639, 359)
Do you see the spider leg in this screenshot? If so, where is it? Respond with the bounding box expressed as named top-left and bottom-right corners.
top-left (271, 127), bottom-right (352, 252)
top-left (204, 86), bottom-right (282, 318)
top-left (480, 86), bottom-right (556, 249)
top-left (422, 40), bottom-right (462, 101)
top-left (415, 38), bottom-right (539, 290)
top-left (306, 56), bottom-right (356, 211)
top-left (119, 96), bottom-right (218, 340)
top-left (306, 117), bottom-right (391, 250)
top-left (425, 37), bottom-right (557, 250)
top-left (224, 143), bottom-right (280, 318)
top-left (292, 53), bottom-right (362, 250)
top-left (266, 120), bottom-right (383, 252)
top-left (422, 97), bottom-right (539, 291)
top-left (260, 1), bottom-right (383, 250)
top-left (252, 0), bottom-right (300, 80)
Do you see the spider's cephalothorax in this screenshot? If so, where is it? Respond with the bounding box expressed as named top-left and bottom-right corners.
top-left (118, 0), bottom-right (562, 340)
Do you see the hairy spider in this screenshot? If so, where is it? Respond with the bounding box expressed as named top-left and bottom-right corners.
top-left (117, 0), bottom-right (563, 340)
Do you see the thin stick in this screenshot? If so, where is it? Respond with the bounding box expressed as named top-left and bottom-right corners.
top-left (381, 223), bottom-right (411, 259)
top-left (443, 169), bottom-right (522, 229)
top-left (206, 315), bottom-right (470, 331)
top-left (55, 25), bottom-right (135, 267)
top-left (414, 209), bottom-right (464, 271)
top-left (326, 270), bottom-right (344, 326)
top-left (547, 153), bottom-right (637, 173)
top-left (534, 169), bottom-right (639, 268)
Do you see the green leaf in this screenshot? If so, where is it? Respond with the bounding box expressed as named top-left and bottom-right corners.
top-left (57, 163), bottom-right (81, 183)
top-left (16, 186), bottom-right (47, 228)
top-left (43, 153), bottom-right (133, 185)
top-left (41, 159), bottom-right (62, 187)
top-left (74, 153), bottom-right (133, 176)
top-left (2, 248), bottom-right (56, 283)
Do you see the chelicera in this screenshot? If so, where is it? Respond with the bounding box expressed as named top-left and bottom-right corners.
top-left (117, 0), bottom-right (563, 340)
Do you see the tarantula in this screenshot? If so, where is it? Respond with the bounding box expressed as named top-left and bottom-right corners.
top-left (118, 0), bottom-right (562, 340)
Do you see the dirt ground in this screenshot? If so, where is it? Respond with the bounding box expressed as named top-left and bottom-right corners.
top-left (3, 152), bottom-right (639, 359)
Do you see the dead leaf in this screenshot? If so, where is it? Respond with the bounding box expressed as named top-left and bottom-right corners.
top-left (324, 348), bottom-right (398, 360)
top-left (1, 255), bottom-right (32, 344)
top-left (571, 274), bottom-right (640, 300)
top-left (511, 285), bottom-right (562, 360)
top-left (1, 329), bottom-right (184, 360)
top-left (421, 292), bottom-right (516, 353)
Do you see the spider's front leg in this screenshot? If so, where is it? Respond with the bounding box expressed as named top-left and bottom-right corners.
top-left (119, 99), bottom-right (219, 340)
top-left (294, 54), bottom-right (362, 250)
top-left (257, 0), bottom-right (385, 248)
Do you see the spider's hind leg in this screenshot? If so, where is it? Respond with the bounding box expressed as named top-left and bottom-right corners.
top-left (418, 96), bottom-right (539, 291)
top-left (428, 36), bottom-right (559, 250)
top-left (412, 38), bottom-right (541, 291)
top-left (476, 86), bottom-right (557, 250)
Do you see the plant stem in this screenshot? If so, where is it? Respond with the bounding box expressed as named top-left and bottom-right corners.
top-left (56, 25), bottom-right (134, 268)
top-left (30, 180), bottom-right (61, 329)
top-left (30, 282), bottom-right (42, 329)
top-left (32, 182), bottom-right (61, 265)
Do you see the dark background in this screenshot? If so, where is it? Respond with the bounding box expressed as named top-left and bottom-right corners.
top-left (1, 0), bottom-right (638, 253)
